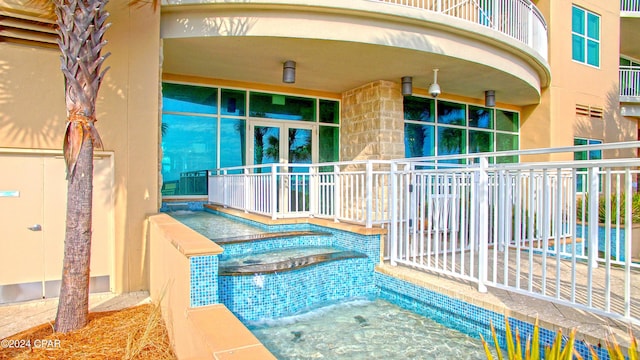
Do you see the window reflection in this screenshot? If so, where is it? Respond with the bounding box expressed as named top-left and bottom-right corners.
top-left (161, 114), bottom-right (217, 195)
top-left (404, 123), bottom-right (435, 157)
top-left (162, 83), bottom-right (217, 114)
top-left (403, 97), bottom-right (519, 162)
top-left (249, 92), bottom-right (316, 121)
top-left (437, 101), bottom-right (466, 126)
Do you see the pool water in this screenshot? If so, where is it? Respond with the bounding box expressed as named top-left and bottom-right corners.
top-left (170, 210), bottom-right (266, 239)
top-left (220, 246), bottom-right (342, 267)
top-left (248, 298), bottom-right (496, 360)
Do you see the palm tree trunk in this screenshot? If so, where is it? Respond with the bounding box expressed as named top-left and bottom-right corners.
top-left (53, 0), bottom-right (109, 333)
top-left (54, 139), bottom-right (94, 332)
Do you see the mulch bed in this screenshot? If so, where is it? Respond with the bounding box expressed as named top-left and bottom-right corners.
top-left (0, 303), bottom-right (176, 359)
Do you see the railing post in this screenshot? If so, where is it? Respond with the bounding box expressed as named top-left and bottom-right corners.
top-left (477, 157), bottom-right (489, 293)
top-left (333, 164), bottom-right (341, 222)
top-left (309, 166), bottom-right (317, 217)
top-left (243, 167), bottom-right (250, 213)
top-left (588, 166), bottom-right (599, 270)
top-left (625, 168), bottom-right (632, 318)
top-left (390, 162), bottom-right (398, 266)
top-left (436, 0), bottom-right (441, 12)
top-left (222, 169), bottom-right (228, 207)
top-left (207, 170), bottom-right (213, 204)
top-left (271, 164), bottom-right (277, 220)
top-left (492, 0), bottom-right (498, 30)
top-left (366, 161), bottom-right (373, 228)
top-left (528, 2), bottom-right (534, 48)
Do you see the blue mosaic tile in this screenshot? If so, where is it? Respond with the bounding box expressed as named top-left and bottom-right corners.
top-left (219, 258), bottom-right (376, 322)
top-left (375, 272), bottom-right (611, 360)
top-left (202, 209), bottom-right (381, 258)
top-left (160, 200), bottom-right (206, 212)
top-left (190, 255), bottom-right (219, 307)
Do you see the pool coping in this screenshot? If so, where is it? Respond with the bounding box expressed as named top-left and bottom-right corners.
top-left (205, 204), bottom-right (387, 236)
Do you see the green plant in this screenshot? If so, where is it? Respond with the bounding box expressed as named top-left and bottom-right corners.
top-left (481, 317), bottom-right (577, 360)
top-left (589, 329), bottom-right (638, 360)
top-left (576, 193), bottom-right (640, 225)
top-left (482, 317), bottom-right (640, 360)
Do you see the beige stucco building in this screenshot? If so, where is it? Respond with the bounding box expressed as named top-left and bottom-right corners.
top-left (0, 0), bottom-right (638, 301)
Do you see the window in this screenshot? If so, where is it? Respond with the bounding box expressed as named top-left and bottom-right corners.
top-left (620, 57), bottom-right (640, 67)
top-left (403, 96), bottom-right (520, 163)
top-left (574, 137), bottom-right (602, 192)
top-left (572, 5), bottom-right (600, 67)
top-left (161, 83), bottom-right (340, 195)
top-left (620, 57), bottom-right (640, 97)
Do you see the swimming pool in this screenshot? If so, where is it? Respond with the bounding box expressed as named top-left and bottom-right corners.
top-left (167, 207), bottom-right (608, 360)
top-left (171, 210), bottom-right (267, 239)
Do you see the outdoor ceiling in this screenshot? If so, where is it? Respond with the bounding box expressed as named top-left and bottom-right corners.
top-left (621, 17), bottom-right (640, 61)
top-left (163, 36), bottom-right (541, 106)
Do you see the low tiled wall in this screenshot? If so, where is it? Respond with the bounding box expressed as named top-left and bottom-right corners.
top-left (190, 255), bottom-right (219, 307)
top-left (148, 213), bottom-right (276, 359)
top-left (205, 206), bottom-right (383, 262)
top-left (220, 258), bottom-right (375, 322)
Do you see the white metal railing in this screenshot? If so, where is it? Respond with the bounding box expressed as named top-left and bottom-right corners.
top-left (621, 0), bottom-right (640, 12)
top-left (387, 142), bottom-right (640, 324)
top-left (620, 66), bottom-right (640, 98)
top-left (208, 141), bottom-right (640, 323)
top-left (374, 0), bottom-right (548, 60)
top-left (208, 161), bottom-right (393, 225)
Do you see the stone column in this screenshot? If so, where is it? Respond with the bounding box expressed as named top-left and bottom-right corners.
top-left (338, 80), bottom-right (405, 228)
top-left (341, 80), bottom-right (405, 162)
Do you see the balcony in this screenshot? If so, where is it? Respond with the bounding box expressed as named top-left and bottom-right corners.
top-left (621, 1), bottom-right (640, 71)
top-left (369, 0), bottom-right (548, 60)
top-left (620, 66), bottom-right (640, 102)
top-left (622, 0), bottom-right (640, 12)
top-left (161, 0), bottom-right (550, 106)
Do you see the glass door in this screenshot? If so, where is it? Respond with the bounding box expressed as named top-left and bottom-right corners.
top-left (252, 124), bottom-right (282, 172)
top-left (287, 127), bottom-right (313, 212)
top-left (249, 121), bottom-right (315, 214)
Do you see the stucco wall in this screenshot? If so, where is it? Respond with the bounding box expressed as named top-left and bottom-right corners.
top-left (522, 0), bottom-right (637, 160)
top-left (0, 6), bottom-right (161, 293)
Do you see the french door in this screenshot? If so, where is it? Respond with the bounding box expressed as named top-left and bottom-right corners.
top-left (248, 121), bottom-right (316, 215)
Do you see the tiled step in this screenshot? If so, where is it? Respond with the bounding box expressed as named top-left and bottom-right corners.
top-left (219, 246), bottom-right (367, 275)
top-left (217, 231), bottom-right (335, 258)
top-left (213, 230), bottom-right (332, 245)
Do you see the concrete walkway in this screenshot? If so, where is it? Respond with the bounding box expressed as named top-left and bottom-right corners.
top-left (0, 291), bottom-right (151, 339)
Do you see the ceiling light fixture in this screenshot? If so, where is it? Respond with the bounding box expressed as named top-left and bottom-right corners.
top-left (401, 76), bottom-right (413, 96)
top-left (283, 60), bottom-right (296, 84)
top-left (485, 90), bottom-right (496, 107)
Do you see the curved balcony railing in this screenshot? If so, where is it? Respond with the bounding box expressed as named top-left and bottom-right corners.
top-left (621, 0), bottom-right (640, 12)
top-left (620, 66), bottom-right (640, 99)
top-left (372, 0), bottom-right (548, 60)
